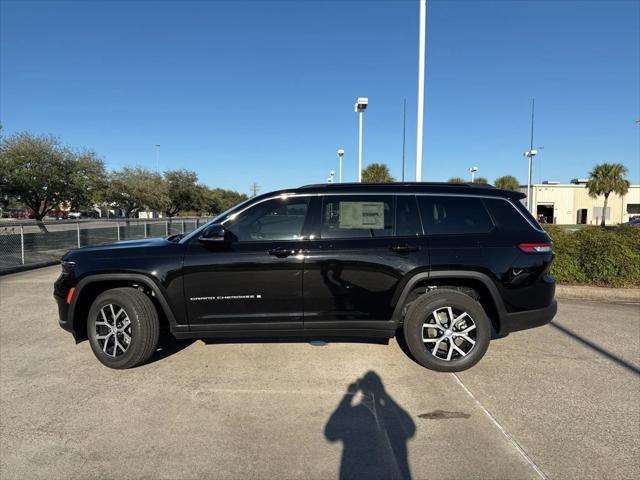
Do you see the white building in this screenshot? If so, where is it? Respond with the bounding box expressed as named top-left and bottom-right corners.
top-left (521, 180), bottom-right (640, 225)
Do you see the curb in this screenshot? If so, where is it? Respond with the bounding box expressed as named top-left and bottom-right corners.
top-left (555, 284), bottom-right (640, 303)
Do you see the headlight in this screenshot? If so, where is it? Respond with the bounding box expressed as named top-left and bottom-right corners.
top-left (61, 260), bottom-right (76, 273)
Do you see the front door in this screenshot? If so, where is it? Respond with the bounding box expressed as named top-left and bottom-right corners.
top-left (182, 196), bottom-right (311, 332)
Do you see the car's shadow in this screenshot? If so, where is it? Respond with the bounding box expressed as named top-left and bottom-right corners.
top-left (148, 334), bottom-right (197, 364)
top-left (147, 335), bottom-right (390, 365)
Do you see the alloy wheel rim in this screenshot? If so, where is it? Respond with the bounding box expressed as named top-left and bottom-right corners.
top-left (95, 304), bottom-right (132, 358)
top-left (422, 306), bottom-right (477, 361)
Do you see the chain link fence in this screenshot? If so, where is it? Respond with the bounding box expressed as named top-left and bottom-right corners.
top-left (0, 218), bottom-right (208, 274)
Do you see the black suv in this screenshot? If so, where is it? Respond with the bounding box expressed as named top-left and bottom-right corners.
top-left (54, 183), bottom-right (557, 371)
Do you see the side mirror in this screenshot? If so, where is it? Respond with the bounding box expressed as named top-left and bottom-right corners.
top-left (198, 224), bottom-right (226, 243)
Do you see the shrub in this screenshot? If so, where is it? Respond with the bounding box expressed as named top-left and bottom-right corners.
top-left (544, 225), bottom-right (640, 287)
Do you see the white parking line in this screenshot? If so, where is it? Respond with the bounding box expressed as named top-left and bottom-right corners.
top-left (452, 372), bottom-right (548, 480)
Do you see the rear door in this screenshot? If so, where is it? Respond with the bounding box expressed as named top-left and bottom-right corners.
top-left (302, 194), bottom-right (427, 331)
top-left (416, 194), bottom-right (495, 273)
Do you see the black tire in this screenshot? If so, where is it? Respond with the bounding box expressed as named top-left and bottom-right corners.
top-left (87, 287), bottom-right (160, 369)
top-left (402, 289), bottom-right (491, 372)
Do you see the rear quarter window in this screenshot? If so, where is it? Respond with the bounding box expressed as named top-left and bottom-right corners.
top-left (484, 198), bottom-right (540, 233)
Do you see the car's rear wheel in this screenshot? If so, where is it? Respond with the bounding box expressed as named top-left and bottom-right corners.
top-left (87, 287), bottom-right (159, 369)
top-left (402, 289), bottom-right (491, 372)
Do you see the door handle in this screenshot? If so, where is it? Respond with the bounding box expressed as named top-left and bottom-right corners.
top-left (268, 247), bottom-right (295, 258)
top-left (390, 244), bottom-right (419, 253)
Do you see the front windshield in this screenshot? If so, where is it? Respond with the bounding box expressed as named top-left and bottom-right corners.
top-left (180, 196), bottom-right (255, 243)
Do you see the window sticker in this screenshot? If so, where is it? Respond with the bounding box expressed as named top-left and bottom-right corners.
top-left (338, 202), bottom-right (385, 229)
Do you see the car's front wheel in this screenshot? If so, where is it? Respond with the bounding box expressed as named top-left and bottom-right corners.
top-left (87, 287), bottom-right (159, 369)
top-left (402, 289), bottom-right (491, 372)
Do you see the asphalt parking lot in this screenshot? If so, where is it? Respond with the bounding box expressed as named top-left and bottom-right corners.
top-left (1, 266), bottom-right (639, 479)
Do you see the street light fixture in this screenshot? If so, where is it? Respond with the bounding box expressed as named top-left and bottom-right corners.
top-left (354, 97), bottom-right (368, 183)
top-left (469, 166), bottom-right (478, 182)
top-left (336, 148), bottom-right (345, 183)
top-left (328, 170), bottom-right (336, 184)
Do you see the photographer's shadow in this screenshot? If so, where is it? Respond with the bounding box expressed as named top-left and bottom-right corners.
top-left (324, 371), bottom-right (415, 480)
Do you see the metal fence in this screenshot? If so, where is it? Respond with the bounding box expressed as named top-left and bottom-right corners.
top-left (0, 218), bottom-right (209, 273)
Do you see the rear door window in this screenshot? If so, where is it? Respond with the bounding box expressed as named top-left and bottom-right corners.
top-left (395, 195), bottom-right (422, 236)
top-left (320, 195), bottom-right (394, 238)
top-left (417, 195), bottom-right (494, 235)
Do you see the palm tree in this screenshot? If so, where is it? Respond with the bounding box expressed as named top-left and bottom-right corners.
top-left (447, 177), bottom-right (465, 184)
top-left (362, 163), bottom-right (395, 183)
top-left (494, 175), bottom-right (520, 191)
top-left (586, 163), bottom-right (630, 226)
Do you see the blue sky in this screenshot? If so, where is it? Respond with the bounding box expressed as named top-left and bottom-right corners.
top-left (1, 0), bottom-right (638, 195)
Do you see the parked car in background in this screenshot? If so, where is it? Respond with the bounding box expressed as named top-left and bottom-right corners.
top-left (4, 208), bottom-right (34, 219)
top-left (54, 182), bottom-right (557, 372)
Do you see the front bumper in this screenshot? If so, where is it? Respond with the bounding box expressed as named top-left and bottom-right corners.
top-left (53, 272), bottom-right (76, 336)
top-left (500, 299), bottom-right (558, 336)
top-left (54, 293), bottom-right (74, 334)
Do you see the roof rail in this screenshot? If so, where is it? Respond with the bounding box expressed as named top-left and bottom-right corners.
top-left (299, 182), bottom-right (495, 189)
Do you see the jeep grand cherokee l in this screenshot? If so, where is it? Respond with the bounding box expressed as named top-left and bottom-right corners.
top-left (54, 182), bottom-right (557, 371)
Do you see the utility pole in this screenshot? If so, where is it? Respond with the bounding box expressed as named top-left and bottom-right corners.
top-left (250, 182), bottom-right (260, 197)
top-left (415, 0), bottom-right (427, 182)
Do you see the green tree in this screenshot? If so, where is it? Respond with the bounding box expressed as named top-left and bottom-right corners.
top-left (68, 149), bottom-right (109, 210)
top-left (106, 166), bottom-right (167, 218)
top-left (447, 177), bottom-right (465, 184)
top-left (494, 175), bottom-right (519, 190)
top-left (473, 177), bottom-right (488, 185)
top-left (204, 188), bottom-right (248, 215)
top-left (162, 169), bottom-right (203, 217)
top-left (0, 132), bottom-right (106, 232)
top-left (362, 163), bottom-right (395, 183)
top-left (586, 163), bottom-right (630, 226)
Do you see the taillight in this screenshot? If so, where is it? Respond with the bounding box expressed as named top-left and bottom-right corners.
top-left (518, 242), bottom-right (553, 253)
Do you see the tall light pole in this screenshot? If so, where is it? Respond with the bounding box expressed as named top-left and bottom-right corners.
top-left (469, 166), bottom-right (478, 182)
top-left (402, 98), bottom-right (407, 182)
top-left (355, 97), bottom-right (368, 183)
top-left (337, 148), bottom-right (345, 183)
top-left (523, 99), bottom-right (536, 212)
top-left (415, 0), bottom-right (427, 182)
top-left (154, 144), bottom-right (161, 174)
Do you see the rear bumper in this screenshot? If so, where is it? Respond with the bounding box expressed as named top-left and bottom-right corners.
top-left (499, 299), bottom-right (557, 336)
